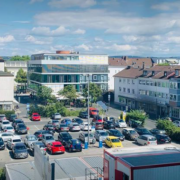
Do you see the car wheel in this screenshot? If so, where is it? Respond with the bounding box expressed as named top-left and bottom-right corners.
top-left (144, 143), bottom-right (147, 146)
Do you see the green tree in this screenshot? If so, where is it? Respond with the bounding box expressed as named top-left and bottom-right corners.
top-left (58, 85), bottom-right (77, 103)
top-left (83, 83), bottom-right (102, 102)
top-left (158, 63), bottom-right (170, 66)
top-left (36, 86), bottom-right (52, 102)
top-left (15, 68), bottom-right (27, 83)
top-left (10, 55), bottom-right (30, 61)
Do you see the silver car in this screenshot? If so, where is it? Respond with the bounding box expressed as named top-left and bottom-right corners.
top-left (42, 134), bottom-right (55, 146)
top-left (69, 123), bottom-right (80, 132)
top-left (7, 135), bottom-right (22, 149)
top-left (52, 113), bottom-right (61, 120)
top-left (24, 135), bottom-right (38, 148)
top-left (0, 114), bottom-right (6, 122)
top-left (79, 132), bottom-right (96, 144)
top-left (30, 141), bottom-right (47, 155)
top-left (48, 120), bottom-right (60, 127)
top-left (94, 130), bottom-right (109, 142)
top-left (0, 132), bottom-right (14, 142)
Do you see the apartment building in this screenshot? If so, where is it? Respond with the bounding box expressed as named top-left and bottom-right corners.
top-left (114, 65), bottom-right (180, 120)
top-left (27, 51), bottom-right (108, 94)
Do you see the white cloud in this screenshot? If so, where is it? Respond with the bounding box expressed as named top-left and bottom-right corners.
top-left (13, 21), bottom-right (30, 24)
top-left (0, 35), bottom-right (15, 43)
top-left (31, 26), bottom-right (69, 36)
top-left (152, 2), bottom-right (180, 11)
top-left (30, 0), bottom-right (43, 4)
top-left (167, 36), bottom-right (180, 43)
top-left (108, 44), bottom-right (137, 51)
top-left (73, 29), bottom-right (86, 34)
top-left (25, 35), bottom-right (51, 45)
top-left (75, 44), bottom-right (92, 51)
top-left (49, 0), bottom-right (96, 8)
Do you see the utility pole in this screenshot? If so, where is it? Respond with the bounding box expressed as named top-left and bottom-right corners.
top-left (87, 74), bottom-right (90, 146)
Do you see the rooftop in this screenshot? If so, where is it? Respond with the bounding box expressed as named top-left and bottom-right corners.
top-left (0, 71), bottom-right (13, 77)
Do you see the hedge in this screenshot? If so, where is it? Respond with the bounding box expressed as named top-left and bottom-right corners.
top-left (0, 110), bottom-right (15, 120)
top-left (0, 168), bottom-right (5, 180)
top-left (157, 119), bottom-right (180, 142)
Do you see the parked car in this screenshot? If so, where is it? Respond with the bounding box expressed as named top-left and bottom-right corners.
top-left (0, 114), bottom-right (6, 122)
top-left (61, 118), bottom-right (72, 126)
top-left (9, 114), bottom-right (17, 122)
top-left (136, 135), bottom-right (157, 146)
top-left (79, 111), bottom-right (88, 119)
top-left (42, 134), bottom-right (55, 146)
top-left (47, 141), bottom-right (65, 154)
top-left (56, 123), bottom-right (69, 132)
top-left (31, 113), bottom-right (41, 121)
top-left (0, 137), bottom-right (5, 150)
top-left (51, 113), bottom-right (61, 120)
top-left (12, 143), bottom-right (28, 159)
top-left (128, 120), bottom-right (142, 128)
top-left (156, 134), bottom-right (171, 144)
top-left (79, 132), bottom-right (96, 144)
top-left (89, 107), bottom-right (99, 117)
top-left (43, 124), bottom-right (55, 133)
top-left (135, 127), bottom-right (152, 136)
top-left (0, 132), bottom-right (14, 142)
top-left (95, 122), bottom-right (104, 130)
top-left (65, 139), bottom-right (82, 152)
top-left (30, 141), bottom-right (47, 155)
top-left (0, 120), bottom-right (11, 130)
top-left (173, 120), bottom-right (180, 127)
top-left (122, 128), bottom-right (139, 140)
top-left (80, 122), bottom-right (92, 131)
top-left (116, 119), bottom-right (127, 128)
top-left (48, 120), bottom-right (60, 127)
top-left (58, 132), bottom-right (72, 146)
top-left (7, 135), bottom-right (22, 149)
top-left (15, 123), bottom-right (27, 134)
top-left (72, 118), bottom-right (83, 125)
top-left (104, 121), bottom-right (115, 129)
top-left (69, 123), bottom-right (80, 132)
top-left (107, 129), bottom-right (125, 141)
top-left (92, 115), bottom-right (103, 123)
top-left (24, 135), bottom-right (38, 148)
top-left (150, 128), bottom-right (166, 135)
top-left (105, 136), bottom-right (123, 148)
top-left (3, 125), bottom-right (14, 134)
top-left (94, 130), bottom-right (108, 142)
top-left (103, 117), bottom-right (115, 123)
top-left (12, 119), bottom-right (24, 128)
top-left (34, 130), bottom-right (54, 140)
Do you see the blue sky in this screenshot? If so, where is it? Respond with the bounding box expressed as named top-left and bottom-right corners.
top-left (1, 0), bottom-right (180, 56)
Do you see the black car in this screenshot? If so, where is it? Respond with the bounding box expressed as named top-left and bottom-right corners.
top-left (58, 132), bottom-right (72, 146)
top-left (72, 118), bottom-right (83, 124)
top-left (64, 139), bottom-right (82, 152)
top-left (104, 121), bottom-right (115, 129)
top-left (103, 117), bottom-right (115, 123)
top-left (156, 134), bottom-right (171, 144)
top-left (15, 123), bottom-right (27, 134)
top-left (12, 119), bottom-right (24, 128)
top-left (135, 127), bottom-right (152, 136)
top-left (34, 130), bottom-right (54, 140)
top-left (43, 124), bottom-right (55, 133)
top-left (9, 114), bottom-right (17, 122)
top-left (79, 111), bottom-right (88, 118)
top-left (150, 128), bottom-right (166, 135)
top-left (107, 129), bottom-right (125, 141)
top-left (12, 143), bottom-right (28, 159)
top-left (0, 138), bottom-right (5, 150)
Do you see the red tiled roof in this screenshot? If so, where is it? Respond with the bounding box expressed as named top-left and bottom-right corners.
top-left (108, 58), bottom-right (127, 66)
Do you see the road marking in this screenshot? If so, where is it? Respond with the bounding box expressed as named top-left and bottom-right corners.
top-left (34, 125), bottom-right (40, 130)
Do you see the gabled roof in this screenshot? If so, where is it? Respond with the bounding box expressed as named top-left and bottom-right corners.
top-left (108, 58), bottom-right (127, 66)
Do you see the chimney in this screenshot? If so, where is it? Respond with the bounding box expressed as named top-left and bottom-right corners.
top-left (142, 62), bottom-right (145, 69)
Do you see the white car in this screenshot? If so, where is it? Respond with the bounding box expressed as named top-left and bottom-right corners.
top-left (80, 122), bottom-right (92, 131)
top-left (116, 120), bottom-right (127, 128)
top-left (1, 120), bottom-right (11, 130)
top-left (24, 135), bottom-right (38, 148)
top-left (0, 132), bottom-right (14, 142)
top-left (3, 125), bottom-right (15, 134)
top-left (136, 135), bottom-right (157, 146)
top-left (69, 123), bottom-right (81, 131)
top-left (173, 120), bottom-right (180, 127)
top-left (7, 135), bottom-right (22, 149)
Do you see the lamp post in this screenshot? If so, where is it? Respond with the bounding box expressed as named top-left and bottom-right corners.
top-left (87, 74), bottom-right (90, 146)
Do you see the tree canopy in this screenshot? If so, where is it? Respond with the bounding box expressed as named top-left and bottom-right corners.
top-left (36, 86), bottom-right (52, 102)
top-left (83, 83), bottom-right (102, 102)
top-left (58, 85), bottom-right (77, 102)
top-left (15, 68), bottom-right (27, 83)
top-left (10, 55), bottom-right (30, 61)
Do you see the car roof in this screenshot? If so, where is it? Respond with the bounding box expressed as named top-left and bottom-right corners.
top-left (27, 135), bottom-right (36, 138)
top-left (141, 135), bottom-right (155, 138)
top-left (97, 130), bottom-right (106, 132)
top-left (14, 142), bottom-right (25, 146)
top-left (11, 135), bottom-right (21, 140)
top-left (33, 113), bottom-right (39, 115)
top-left (109, 129), bottom-right (119, 132)
top-left (60, 132), bottom-right (69, 134)
top-left (136, 127), bottom-right (146, 129)
top-left (123, 128), bottom-right (134, 130)
top-left (72, 123), bottom-right (79, 125)
top-left (52, 141), bottom-right (62, 145)
top-left (108, 136), bottom-right (119, 139)
top-left (2, 120), bottom-right (9, 122)
top-left (15, 119), bottom-right (23, 122)
top-left (1, 132), bottom-right (13, 135)
top-left (43, 134), bottom-right (52, 137)
top-left (18, 123), bottom-right (25, 126)
top-left (4, 125), bottom-right (13, 128)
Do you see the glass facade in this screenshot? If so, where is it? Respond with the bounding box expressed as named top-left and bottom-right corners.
top-left (31, 55), bottom-right (79, 61)
top-left (139, 80), bottom-right (169, 88)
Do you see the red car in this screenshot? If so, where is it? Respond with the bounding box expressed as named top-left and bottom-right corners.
top-left (47, 141), bottom-right (65, 155)
top-left (31, 113), bottom-right (41, 121)
top-left (92, 115), bottom-right (103, 123)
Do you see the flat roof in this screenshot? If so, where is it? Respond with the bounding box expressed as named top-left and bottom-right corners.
top-left (0, 71), bottom-right (13, 77)
top-left (121, 152), bottom-right (180, 167)
top-left (31, 53), bottom-right (107, 56)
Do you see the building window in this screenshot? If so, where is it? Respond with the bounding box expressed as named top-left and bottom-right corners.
top-left (93, 75), bottom-right (97, 80)
top-left (132, 89), bottom-right (135, 94)
top-left (143, 71), bottom-right (147, 76)
top-left (152, 71), bottom-right (155, 76)
top-left (127, 88), bottom-right (130, 93)
top-left (127, 79), bottom-right (130, 84)
top-left (157, 82), bottom-right (161, 87)
top-left (119, 79), bottom-right (121, 82)
top-left (164, 71), bottom-right (167, 77)
top-left (123, 88), bottom-right (126, 92)
top-left (170, 94), bottom-right (177, 101)
top-left (132, 80), bottom-right (135, 84)
top-left (119, 87), bottom-right (121, 91)
top-left (171, 108), bottom-right (180, 118)
top-left (123, 79), bottom-right (126, 83)
top-left (175, 70), bottom-right (179, 76)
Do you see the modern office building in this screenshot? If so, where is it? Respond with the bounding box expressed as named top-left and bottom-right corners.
top-left (114, 65), bottom-right (180, 120)
top-left (27, 51), bottom-right (108, 94)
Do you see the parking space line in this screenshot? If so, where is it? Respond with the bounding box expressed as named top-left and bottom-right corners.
top-left (34, 125), bottom-right (39, 130)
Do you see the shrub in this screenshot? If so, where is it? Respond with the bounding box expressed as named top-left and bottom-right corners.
top-left (0, 168), bottom-right (5, 180)
top-left (0, 110), bottom-right (15, 120)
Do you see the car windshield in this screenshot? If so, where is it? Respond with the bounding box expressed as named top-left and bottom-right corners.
top-left (130, 130), bottom-right (137, 134)
top-left (62, 134), bottom-right (71, 138)
top-left (100, 132), bottom-right (108, 136)
top-left (159, 130), bottom-right (166, 134)
top-left (96, 123), bottom-right (103, 125)
top-left (54, 144), bottom-right (62, 147)
top-left (6, 127), bottom-right (13, 129)
top-left (0, 138), bottom-right (3, 142)
top-left (17, 121), bottom-right (23, 123)
top-left (33, 114), bottom-right (39, 116)
top-left (39, 144), bottom-right (45, 148)
top-left (60, 124), bottom-right (67, 127)
top-left (112, 130), bottom-right (122, 136)
top-left (13, 139), bottom-right (21, 142)
top-left (84, 134), bottom-right (93, 137)
top-left (19, 125), bottom-right (26, 128)
top-left (46, 136), bottom-right (54, 140)
top-left (28, 136), bottom-right (37, 141)
top-left (53, 120), bottom-right (59, 123)
top-left (149, 137), bottom-right (156, 141)
top-left (47, 125), bottom-right (53, 127)
top-left (73, 124), bottom-right (79, 126)
top-left (111, 138), bottom-right (120, 143)
top-left (141, 129), bottom-right (150, 133)
top-left (92, 110), bottom-right (98, 112)
top-left (3, 122), bottom-right (9, 124)
top-left (72, 140), bottom-right (80, 144)
top-left (3, 133), bottom-right (13, 136)
top-left (15, 145), bottom-right (26, 150)
top-left (119, 120), bottom-right (124, 122)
